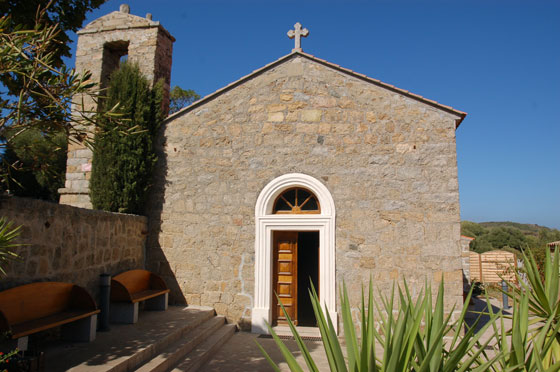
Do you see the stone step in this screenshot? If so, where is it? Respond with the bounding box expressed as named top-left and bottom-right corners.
top-left (45, 306), bottom-right (218, 372)
top-left (170, 323), bottom-right (236, 372)
top-left (134, 316), bottom-right (227, 372)
top-left (106, 309), bottom-right (217, 372)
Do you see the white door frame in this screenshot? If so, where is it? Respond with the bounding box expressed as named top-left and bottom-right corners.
top-left (252, 173), bottom-right (337, 334)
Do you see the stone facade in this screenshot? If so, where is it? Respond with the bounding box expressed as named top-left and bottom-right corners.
top-left (146, 54), bottom-right (466, 330)
top-left (0, 196), bottom-right (147, 301)
top-left (59, 5), bottom-right (174, 208)
top-left (460, 235), bottom-right (474, 285)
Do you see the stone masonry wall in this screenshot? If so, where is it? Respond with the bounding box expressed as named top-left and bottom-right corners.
top-left (59, 5), bottom-right (174, 209)
top-left (146, 55), bottom-right (463, 329)
top-left (460, 236), bottom-right (473, 285)
top-left (0, 196), bottom-right (147, 301)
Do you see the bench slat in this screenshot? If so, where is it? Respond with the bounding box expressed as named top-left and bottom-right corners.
top-left (129, 289), bottom-right (170, 304)
top-left (11, 309), bottom-right (100, 339)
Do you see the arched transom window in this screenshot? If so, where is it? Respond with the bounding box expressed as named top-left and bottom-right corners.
top-left (272, 187), bottom-right (320, 214)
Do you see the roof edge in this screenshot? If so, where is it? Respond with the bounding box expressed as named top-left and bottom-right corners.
top-left (296, 52), bottom-right (467, 127)
top-left (165, 51), bottom-right (466, 127)
top-left (78, 11), bottom-right (175, 42)
top-left (164, 52), bottom-right (298, 123)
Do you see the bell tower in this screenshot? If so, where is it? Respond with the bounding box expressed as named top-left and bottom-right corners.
top-left (59, 4), bottom-right (174, 208)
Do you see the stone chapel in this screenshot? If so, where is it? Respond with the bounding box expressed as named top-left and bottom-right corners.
top-left (61, 6), bottom-right (467, 333)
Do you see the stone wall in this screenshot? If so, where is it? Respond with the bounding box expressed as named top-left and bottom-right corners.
top-left (147, 54), bottom-right (464, 330)
top-left (460, 235), bottom-right (473, 285)
top-left (0, 196), bottom-right (147, 301)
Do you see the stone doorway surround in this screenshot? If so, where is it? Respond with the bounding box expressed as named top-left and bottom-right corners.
top-left (252, 173), bottom-right (337, 334)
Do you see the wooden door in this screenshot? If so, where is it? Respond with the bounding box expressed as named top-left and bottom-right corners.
top-left (273, 231), bottom-right (298, 325)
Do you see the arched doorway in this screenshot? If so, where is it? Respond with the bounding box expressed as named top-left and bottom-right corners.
top-left (252, 173), bottom-right (336, 334)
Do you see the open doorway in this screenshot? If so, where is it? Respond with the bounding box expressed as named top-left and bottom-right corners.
top-left (297, 231), bottom-right (319, 326)
top-left (272, 231), bottom-right (319, 327)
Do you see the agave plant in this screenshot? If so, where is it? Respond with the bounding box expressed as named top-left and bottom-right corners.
top-left (0, 217), bottom-right (21, 275)
top-left (480, 292), bottom-right (560, 372)
top-left (257, 279), bottom-right (499, 371)
top-left (499, 248), bottom-right (560, 369)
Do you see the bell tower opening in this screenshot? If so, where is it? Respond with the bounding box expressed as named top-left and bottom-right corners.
top-left (101, 40), bottom-right (129, 91)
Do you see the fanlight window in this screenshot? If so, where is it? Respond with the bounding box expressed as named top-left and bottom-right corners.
top-left (272, 187), bottom-right (320, 214)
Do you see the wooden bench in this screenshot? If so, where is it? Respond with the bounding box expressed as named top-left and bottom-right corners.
top-left (110, 269), bottom-right (170, 324)
top-left (0, 282), bottom-right (100, 351)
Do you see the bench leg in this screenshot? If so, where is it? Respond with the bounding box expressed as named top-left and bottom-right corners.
top-left (12, 336), bottom-right (28, 352)
top-left (145, 293), bottom-right (168, 311)
top-left (61, 315), bottom-right (97, 342)
top-left (110, 302), bottom-right (138, 324)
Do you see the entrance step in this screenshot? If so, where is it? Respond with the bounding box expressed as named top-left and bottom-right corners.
top-left (43, 306), bottom-right (229, 372)
top-left (134, 316), bottom-right (234, 372)
top-left (170, 323), bottom-right (236, 372)
top-left (272, 325), bottom-right (321, 338)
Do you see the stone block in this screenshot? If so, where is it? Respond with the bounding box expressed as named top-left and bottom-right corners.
top-left (301, 109), bottom-right (322, 122)
top-left (267, 104), bottom-right (286, 112)
top-left (267, 112), bottom-right (284, 122)
top-left (295, 123), bottom-right (318, 133)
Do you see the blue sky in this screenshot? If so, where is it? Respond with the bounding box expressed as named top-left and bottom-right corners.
top-left (69, 1), bottom-right (560, 229)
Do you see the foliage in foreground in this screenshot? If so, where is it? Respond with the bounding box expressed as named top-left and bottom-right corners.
top-left (89, 62), bottom-right (163, 214)
top-left (0, 0), bottom-right (106, 72)
top-left (259, 281), bottom-right (497, 372)
top-left (259, 250), bottom-right (560, 371)
top-left (0, 7), bottom-right (122, 189)
top-left (0, 217), bottom-right (21, 275)
top-left (502, 248), bottom-right (560, 369)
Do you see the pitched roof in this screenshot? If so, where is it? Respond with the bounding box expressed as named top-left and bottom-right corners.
top-left (165, 51), bottom-right (467, 127)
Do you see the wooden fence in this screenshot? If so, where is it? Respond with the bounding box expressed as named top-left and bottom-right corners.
top-left (469, 250), bottom-right (517, 284)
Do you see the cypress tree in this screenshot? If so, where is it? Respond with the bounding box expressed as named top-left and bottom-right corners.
top-left (90, 62), bottom-right (163, 214)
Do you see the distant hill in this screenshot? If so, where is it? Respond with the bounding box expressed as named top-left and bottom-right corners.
top-left (478, 221), bottom-right (558, 237)
top-left (461, 220), bottom-right (560, 256)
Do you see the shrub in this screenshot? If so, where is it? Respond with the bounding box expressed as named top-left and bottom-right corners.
top-left (0, 217), bottom-right (21, 275)
top-left (261, 260), bottom-right (560, 371)
top-left (89, 62), bottom-right (163, 214)
top-left (258, 280), bottom-right (498, 371)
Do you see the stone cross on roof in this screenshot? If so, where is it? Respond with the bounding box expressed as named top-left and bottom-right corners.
top-left (287, 22), bottom-right (309, 52)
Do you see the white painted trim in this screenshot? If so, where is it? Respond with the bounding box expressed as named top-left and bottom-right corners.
top-left (252, 173), bottom-right (337, 334)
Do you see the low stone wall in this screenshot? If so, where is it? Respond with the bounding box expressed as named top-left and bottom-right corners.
top-left (0, 196), bottom-right (147, 301)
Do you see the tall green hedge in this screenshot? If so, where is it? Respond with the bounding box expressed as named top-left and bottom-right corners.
top-left (90, 62), bottom-right (163, 214)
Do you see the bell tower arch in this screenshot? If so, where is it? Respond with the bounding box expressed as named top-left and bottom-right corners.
top-left (59, 4), bottom-right (175, 208)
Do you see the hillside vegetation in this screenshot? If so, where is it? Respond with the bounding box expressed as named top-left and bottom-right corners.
top-left (461, 221), bottom-right (560, 258)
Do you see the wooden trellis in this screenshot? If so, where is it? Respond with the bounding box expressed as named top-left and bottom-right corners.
top-left (469, 250), bottom-right (517, 284)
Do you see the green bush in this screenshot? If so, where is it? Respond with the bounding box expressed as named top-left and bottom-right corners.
top-left (1, 128), bottom-right (67, 201)
top-left (259, 280), bottom-right (498, 371)
top-left (501, 248), bottom-right (560, 369)
top-left (89, 62), bottom-right (163, 214)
